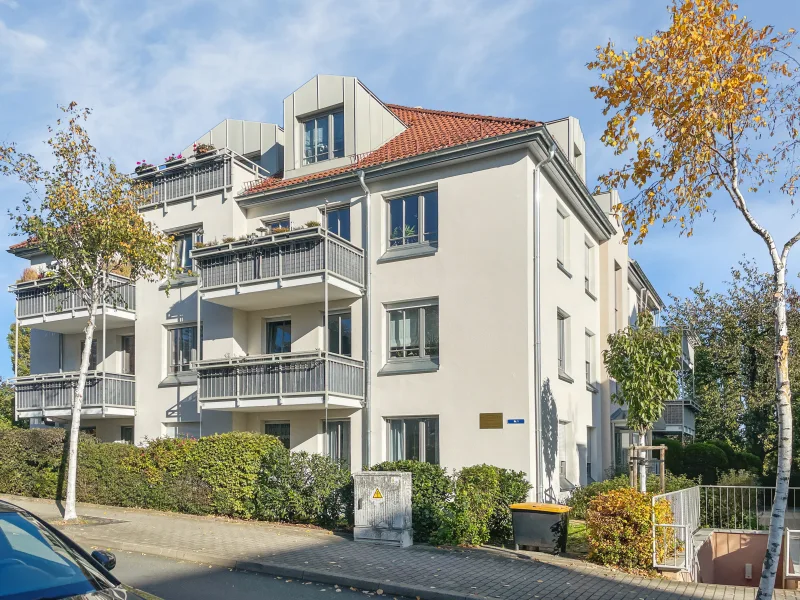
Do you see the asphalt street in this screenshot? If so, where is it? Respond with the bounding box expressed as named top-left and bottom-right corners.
top-left (109, 549), bottom-right (397, 600)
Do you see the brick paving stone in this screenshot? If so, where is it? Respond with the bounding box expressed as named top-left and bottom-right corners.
top-left (3, 494), bottom-right (800, 600)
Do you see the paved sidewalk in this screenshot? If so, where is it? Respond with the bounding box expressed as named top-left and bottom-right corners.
top-left (4, 494), bottom-right (798, 600)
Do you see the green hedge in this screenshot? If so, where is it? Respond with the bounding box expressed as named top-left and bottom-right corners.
top-left (683, 442), bottom-right (728, 484)
top-left (653, 437), bottom-right (683, 474)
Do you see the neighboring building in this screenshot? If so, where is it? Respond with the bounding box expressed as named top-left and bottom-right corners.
top-left (8, 74), bottom-right (672, 499)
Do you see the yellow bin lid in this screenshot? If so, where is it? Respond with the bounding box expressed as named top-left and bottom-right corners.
top-left (509, 502), bottom-right (571, 514)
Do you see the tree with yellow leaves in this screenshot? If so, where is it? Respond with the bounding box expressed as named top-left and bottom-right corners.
top-left (0, 103), bottom-right (174, 521)
top-left (588, 1), bottom-right (798, 595)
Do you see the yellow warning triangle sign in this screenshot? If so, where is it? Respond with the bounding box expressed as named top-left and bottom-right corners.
top-left (372, 488), bottom-right (383, 499)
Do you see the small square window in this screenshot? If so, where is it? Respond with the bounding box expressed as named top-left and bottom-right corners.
top-left (388, 191), bottom-right (438, 247)
top-left (387, 417), bottom-right (439, 464)
top-left (303, 111), bottom-right (345, 165)
top-left (388, 302), bottom-right (439, 360)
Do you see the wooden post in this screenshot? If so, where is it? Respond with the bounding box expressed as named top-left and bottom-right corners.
top-left (659, 444), bottom-right (667, 494)
top-left (630, 445), bottom-right (637, 489)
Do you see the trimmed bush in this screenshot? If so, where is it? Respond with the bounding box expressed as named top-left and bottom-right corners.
top-left (586, 487), bottom-right (674, 570)
top-left (653, 437), bottom-right (683, 474)
top-left (370, 460), bottom-right (451, 542)
top-left (489, 467), bottom-right (531, 546)
top-left (432, 465), bottom-right (500, 546)
top-left (0, 428), bottom-right (64, 498)
top-left (683, 442), bottom-right (728, 484)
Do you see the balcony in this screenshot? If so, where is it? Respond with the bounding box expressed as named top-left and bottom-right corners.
top-left (194, 351), bottom-right (364, 411)
top-left (10, 275), bottom-right (136, 333)
top-left (15, 371), bottom-right (136, 419)
top-left (192, 228), bottom-right (364, 310)
top-left (136, 149), bottom-right (268, 208)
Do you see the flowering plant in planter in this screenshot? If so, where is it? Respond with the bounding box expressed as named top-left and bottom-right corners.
top-left (135, 160), bottom-right (155, 174)
top-left (164, 153), bottom-right (183, 163)
top-left (193, 142), bottom-right (215, 156)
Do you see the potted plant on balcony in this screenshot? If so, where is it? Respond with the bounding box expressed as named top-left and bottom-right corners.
top-left (305, 220), bottom-right (321, 228)
top-left (193, 142), bottom-right (216, 157)
top-left (164, 153), bottom-right (185, 166)
top-left (135, 160), bottom-right (156, 175)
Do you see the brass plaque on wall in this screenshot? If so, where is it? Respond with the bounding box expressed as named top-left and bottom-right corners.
top-left (479, 413), bottom-right (504, 429)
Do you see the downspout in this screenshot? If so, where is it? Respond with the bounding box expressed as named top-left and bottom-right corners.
top-left (533, 142), bottom-right (557, 502)
top-left (357, 170), bottom-right (372, 468)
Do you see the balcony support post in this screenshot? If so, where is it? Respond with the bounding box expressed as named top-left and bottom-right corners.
top-left (102, 277), bottom-right (107, 417)
top-left (323, 202), bottom-right (330, 435)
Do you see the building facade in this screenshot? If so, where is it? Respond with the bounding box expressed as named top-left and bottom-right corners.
top-left (9, 74), bottom-right (675, 499)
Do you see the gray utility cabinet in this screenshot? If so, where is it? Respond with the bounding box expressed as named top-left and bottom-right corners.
top-left (353, 471), bottom-right (412, 548)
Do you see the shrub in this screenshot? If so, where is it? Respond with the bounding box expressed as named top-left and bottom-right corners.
top-left (489, 468), bottom-right (531, 546)
top-left (370, 460), bottom-right (451, 542)
top-left (707, 439), bottom-right (737, 465)
top-left (586, 487), bottom-right (674, 570)
top-left (432, 465), bottom-right (499, 546)
top-left (305, 220), bottom-right (321, 228)
top-left (717, 468), bottom-right (758, 486)
top-left (683, 442), bottom-right (728, 483)
top-left (0, 428), bottom-right (64, 497)
top-left (731, 451), bottom-right (761, 473)
top-left (653, 437), bottom-right (683, 474)
top-left (18, 267), bottom-right (41, 283)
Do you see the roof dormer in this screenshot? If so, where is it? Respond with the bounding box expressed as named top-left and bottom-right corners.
top-left (184, 119), bottom-right (284, 176)
top-left (283, 75), bottom-right (406, 180)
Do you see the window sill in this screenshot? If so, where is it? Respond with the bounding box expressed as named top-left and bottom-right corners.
top-left (557, 262), bottom-right (572, 279)
top-left (586, 383), bottom-right (598, 393)
top-left (159, 372), bottom-right (197, 388)
top-left (585, 288), bottom-right (597, 301)
top-left (378, 242), bottom-right (438, 264)
top-left (159, 274), bottom-right (198, 290)
top-left (558, 370), bottom-right (574, 384)
top-left (378, 358), bottom-right (439, 376)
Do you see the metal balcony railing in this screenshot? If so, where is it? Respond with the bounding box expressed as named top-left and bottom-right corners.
top-left (194, 351), bottom-right (365, 404)
top-left (15, 371), bottom-right (136, 413)
top-left (192, 228), bottom-right (364, 291)
top-left (12, 275), bottom-right (136, 319)
top-left (136, 149), bottom-right (269, 206)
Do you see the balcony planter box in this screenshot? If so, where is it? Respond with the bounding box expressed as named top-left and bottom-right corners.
top-left (135, 165), bottom-right (156, 175)
top-left (163, 158), bottom-right (187, 168)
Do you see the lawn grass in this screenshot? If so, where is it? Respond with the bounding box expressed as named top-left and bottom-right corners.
top-left (567, 519), bottom-right (589, 556)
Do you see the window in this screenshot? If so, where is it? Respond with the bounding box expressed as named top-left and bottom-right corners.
top-left (559, 421), bottom-right (573, 491)
top-left (584, 241), bottom-right (595, 294)
top-left (121, 425), bottom-right (134, 444)
top-left (388, 302), bottom-right (439, 360)
top-left (328, 312), bottom-right (352, 357)
top-left (585, 330), bottom-right (594, 385)
top-left (388, 190), bottom-right (438, 247)
top-left (265, 421), bottom-right (290, 449)
top-left (303, 110), bottom-right (344, 165)
top-left (121, 336), bottom-right (135, 375)
top-left (557, 209), bottom-right (568, 269)
top-left (266, 320), bottom-right (292, 354)
top-left (163, 422), bottom-right (200, 439)
top-left (326, 206), bottom-right (351, 241)
top-left (171, 230), bottom-right (197, 273)
top-left (557, 311), bottom-right (569, 374)
top-left (586, 427), bottom-right (595, 483)
top-left (388, 417), bottom-right (439, 464)
top-left (81, 340), bottom-right (98, 371)
top-left (261, 216), bottom-right (290, 234)
top-left (323, 420), bottom-right (350, 468)
top-left (168, 325), bottom-right (196, 373)
top-left (614, 261), bottom-right (622, 331)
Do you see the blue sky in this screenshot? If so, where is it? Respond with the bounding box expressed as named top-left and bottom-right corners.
top-left (0, 0), bottom-right (799, 378)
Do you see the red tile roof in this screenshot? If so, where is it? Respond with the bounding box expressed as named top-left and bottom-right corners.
top-left (8, 238), bottom-right (35, 252)
top-left (239, 104), bottom-right (543, 196)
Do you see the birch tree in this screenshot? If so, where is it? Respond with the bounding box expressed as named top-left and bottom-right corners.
top-left (603, 311), bottom-right (681, 491)
top-left (0, 103), bottom-right (174, 520)
top-left (588, 1), bottom-right (799, 595)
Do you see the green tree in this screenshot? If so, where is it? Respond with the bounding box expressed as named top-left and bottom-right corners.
top-left (0, 103), bottom-right (175, 520)
top-left (603, 311), bottom-right (682, 491)
top-left (588, 1), bottom-right (800, 593)
top-left (7, 322), bottom-right (30, 377)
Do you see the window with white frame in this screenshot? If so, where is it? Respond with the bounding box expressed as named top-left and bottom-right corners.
top-left (585, 330), bottom-right (595, 386)
top-left (584, 240), bottom-right (595, 294)
top-left (328, 312), bottom-right (352, 357)
top-left (387, 300), bottom-right (439, 360)
top-left (559, 421), bottom-right (573, 491)
top-left (121, 335), bottom-right (135, 375)
top-left (586, 426), bottom-right (595, 483)
top-left (557, 310), bottom-right (570, 375)
top-left (260, 216), bottom-right (291, 234)
top-left (265, 421), bottom-right (290, 449)
top-left (168, 325), bottom-right (196, 373)
top-left (388, 190), bottom-right (438, 247)
top-left (387, 417), bottom-right (439, 464)
top-left (323, 420), bottom-right (350, 468)
top-left (303, 110), bottom-right (344, 165)
top-left (556, 209), bottom-right (568, 269)
top-left (326, 206), bottom-right (351, 241)
top-left (170, 229), bottom-right (199, 273)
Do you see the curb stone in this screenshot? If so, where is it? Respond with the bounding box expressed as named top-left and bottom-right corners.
top-left (71, 534), bottom-right (489, 600)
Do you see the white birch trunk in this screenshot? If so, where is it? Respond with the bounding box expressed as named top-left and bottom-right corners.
top-left (757, 265), bottom-right (793, 600)
top-left (639, 429), bottom-right (648, 493)
top-left (62, 301), bottom-right (98, 521)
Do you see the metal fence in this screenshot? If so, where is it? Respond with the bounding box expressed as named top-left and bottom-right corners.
top-left (194, 228), bottom-right (365, 290)
top-left (13, 275), bottom-right (136, 319)
top-left (653, 486), bottom-right (701, 572)
top-left (195, 351), bottom-right (365, 403)
top-left (15, 371), bottom-right (136, 412)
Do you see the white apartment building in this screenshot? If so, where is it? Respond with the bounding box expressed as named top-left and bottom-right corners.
top-left (9, 74), bottom-right (675, 500)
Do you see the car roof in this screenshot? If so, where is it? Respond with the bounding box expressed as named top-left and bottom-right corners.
top-left (0, 499), bottom-right (26, 513)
